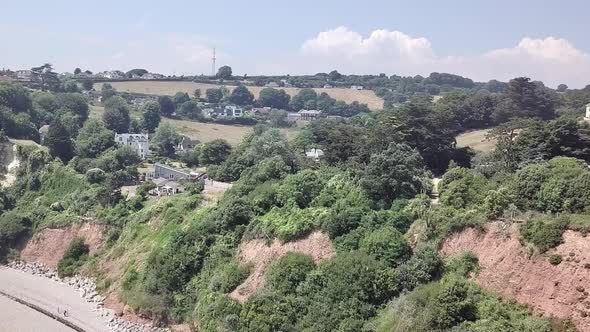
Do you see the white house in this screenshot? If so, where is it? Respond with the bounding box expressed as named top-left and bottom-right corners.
top-left (114, 133), bottom-right (149, 159)
top-left (298, 109), bottom-right (322, 121)
top-left (305, 148), bottom-right (324, 161)
top-left (265, 82), bottom-right (280, 88)
top-left (39, 125), bottom-right (50, 144)
top-left (350, 85), bottom-right (364, 90)
top-left (585, 103), bottom-right (590, 121)
top-left (223, 105), bottom-right (243, 118)
top-left (15, 70), bottom-right (33, 81)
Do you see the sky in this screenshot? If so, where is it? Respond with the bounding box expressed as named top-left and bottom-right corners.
top-left (2, 0), bottom-right (589, 87)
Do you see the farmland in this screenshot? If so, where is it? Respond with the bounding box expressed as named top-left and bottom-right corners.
top-left (94, 81), bottom-right (385, 110)
top-left (89, 105), bottom-right (299, 145)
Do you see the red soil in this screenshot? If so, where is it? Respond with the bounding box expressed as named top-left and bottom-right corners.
top-left (229, 231), bottom-right (335, 303)
top-left (441, 222), bottom-right (590, 331)
top-left (20, 223), bottom-right (105, 268)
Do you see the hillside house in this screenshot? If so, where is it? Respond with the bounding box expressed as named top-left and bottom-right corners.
top-left (150, 177), bottom-right (185, 196)
top-left (15, 70), bottom-right (33, 81)
top-left (350, 85), bottom-right (364, 90)
top-left (585, 103), bottom-right (590, 121)
top-left (222, 105), bottom-right (243, 118)
top-left (287, 112), bottom-right (301, 122)
top-left (305, 148), bottom-right (324, 161)
top-left (323, 84), bottom-right (333, 89)
top-left (114, 133), bottom-right (149, 159)
top-left (298, 109), bottom-right (322, 121)
top-left (177, 135), bottom-right (200, 152)
top-left (265, 82), bottom-right (280, 88)
top-left (148, 163), bottom-right (198, 181)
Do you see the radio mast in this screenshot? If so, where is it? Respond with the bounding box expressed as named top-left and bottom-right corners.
top-left (211, 48), bottom-right (216, 77)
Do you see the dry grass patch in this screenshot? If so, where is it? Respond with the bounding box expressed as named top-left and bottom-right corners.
top-left (95, 81), bottom-right (384, 110)
top-left (456, 129), bottom-right (496, 153)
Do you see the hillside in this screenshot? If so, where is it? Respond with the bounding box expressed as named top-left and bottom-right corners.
top-left (442, 221), bottom-right (590, 331)
top-left (94, 81), bottom-right (385, 110)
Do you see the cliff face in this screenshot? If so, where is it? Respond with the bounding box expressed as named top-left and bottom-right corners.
top-left (441, 222), bottom-right (590, 331)
top-left (0, 140), bottom-right (18, 187)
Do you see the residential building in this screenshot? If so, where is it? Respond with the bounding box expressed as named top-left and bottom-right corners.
top-left (350, 85), bottom-right (364, 90)
top-left (149, 177), bottom-right (185, 196)
top-left (265, 82), bottom-right (280, 88)
top-left (585, 103), bottom-right (590, 120)
top-left (142, 73), bottom-right (165, 80)
top-left (114, 133), bottom-right (149, 159)
top-left (148, 163), bottom-right (198, 181)
top-left (323, 84), bottom-right (333, 89)
top-left (177, 135), bottom-right (200, 152)
top-left (39, 125), bottom-right (50, 144)
top-left (15, 70), bottom-right (33, 81)
top-left (298, 109), bottom-right (322, 121)
top-left (305, 148), bottom-right (324, 161)
top-left (222, 105), bottom-right (243, 118)
top-left (287, 112), bottom-right (301, 122)
top-left (252, 107), bottom-right (272, 117)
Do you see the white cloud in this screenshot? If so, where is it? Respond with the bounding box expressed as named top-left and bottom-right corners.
top-left (298, 28), bottom-right (590, 87)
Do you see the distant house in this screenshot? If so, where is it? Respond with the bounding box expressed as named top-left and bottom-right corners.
top-left (298, 109), bottom-right (322, 121)
top-left (585, 103), bottom-right (590, 121)
top-left (252, 107), bottom-right (272, 117)
top-left (39, 125), bottom-right (50, 144)
top-left (222, 105), bottom-right (243, 118)
top-left (305, 148), bottom-right (324, 161)
top-left (149, 177), bottom-right (185, 196)
top-left (148, 163), bottom-right (198, 181)
top-left (15, 70), bottom-right (33, 81)
top-left (287, 112), bottom-right (301, 122)
top-left (350, 85), bottom-right (364, 90)
top-left (142, 73), bottom-right (165, 80)
top-left (265, 82), bottom-right (280, 88)
top-left (177, 135), bottom-right (200, 152)
top-left (114, 133), bottom-right (149, 159)
top-left (323, 84), bottom-right (333, 89)
top-left (280, 79), bottom-right (292, 87)
top-left (96, 70), bottom-right (125, 80)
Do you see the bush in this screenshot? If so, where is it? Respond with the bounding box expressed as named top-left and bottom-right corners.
top-left (209, 260), bottom-right (250, 293)
top-left (57, 237), bottom-right (89, 277)
top-left (360, 226), bottom-right (411, 267)
top-left (520, 216), bottom-right (568, 252)
top-left (445, 251), bottom-right (479, 277)
top-left (266, 253), bottom-right (315, 295)
top-left (549, 254), bottom-right (562, 265)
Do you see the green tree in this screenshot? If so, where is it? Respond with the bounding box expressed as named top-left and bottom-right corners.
top-left (290, 88), bottom-right (317, 111)
top-left (0, 82), bottom-right (33, 113)
top-left (82, 79), bottom-right (93, 91)
top-left (45, 119), bottom-right (74, 162)
top-left (141, 101), bottom-right (161, 133)
top-left (206, 88), bottom-right (223, 103)
top-left (74, 68), bottom-right (82, 75)
top-left (31, 63), bottom-right (60, 91)
top-left (216, 65), bottom-right (232, 80)
top-left (360, 226), bottom-right (411, 267)
top-left (126, 68), bottom-right (148, 77)
top-left (102, 96), bottom-right (130, 133)
top-left (193, 88), bottom-right (201, 99)
top-left (199, 139), bottom-right (232, 165)
top-left (258, 88), bottom-right (290, 109)
top-left (557, 84), bottom-right (568, 92)
top-left (328, 70), bottom-right (342, 81)
top-left (157, 95), bottom-right (175, 117)
top-left (151, 123), bottom-right (180, 157)
top-left (75, 118), bottom-right (115, 158)
top-left (269, 109), bottom-right (289, 127)
top-left (177, 100), bottom-right (203, 120)
top-left (361, 143), bottom-right (429, 208)
top-left (229, 85), bottom-right (254, 105)
top-left (173, 92), bottom-right (190, 107)
top-left (101, 83), bottom-right (116, 101)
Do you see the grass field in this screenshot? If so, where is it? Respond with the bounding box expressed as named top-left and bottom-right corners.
top-left (90, 105), bottom-right (299, 145)
top-left (94, 81), bottom-right (385, 110)
top-left (456, 129), bottom-right (496, 152)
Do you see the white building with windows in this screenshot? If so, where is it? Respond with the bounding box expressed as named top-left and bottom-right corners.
top-left (585, 103), bottom-right (590, 121)
top-left (114, 133), bottom-right (149, 159)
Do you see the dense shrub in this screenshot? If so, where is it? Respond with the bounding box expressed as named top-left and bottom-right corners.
top-left (266, 253), bottom-right (315, 295)
top-left (360, 226), bottom-right (411, 267)
top-left (57, 237), bottom-right (89, 277)
top-left (520, 216), bottom-right (569, 252)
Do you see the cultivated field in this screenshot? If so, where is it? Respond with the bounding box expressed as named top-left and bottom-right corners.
top-left (456, 128), bottom-right (496, 152)
top-left (90, 105), bottom-right (299, 145)
top-left (94, 81), bottom-right (385, 110)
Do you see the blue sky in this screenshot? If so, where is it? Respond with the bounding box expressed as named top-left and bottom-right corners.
top-left (2, 0), bottom-right (589, 87)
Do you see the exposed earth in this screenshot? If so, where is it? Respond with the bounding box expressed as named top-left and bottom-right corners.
top-left (441, 221), bottom-right (590, 331)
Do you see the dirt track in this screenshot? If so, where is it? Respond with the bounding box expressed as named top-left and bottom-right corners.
top-left (0, 266), bottom-right (110, 332)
